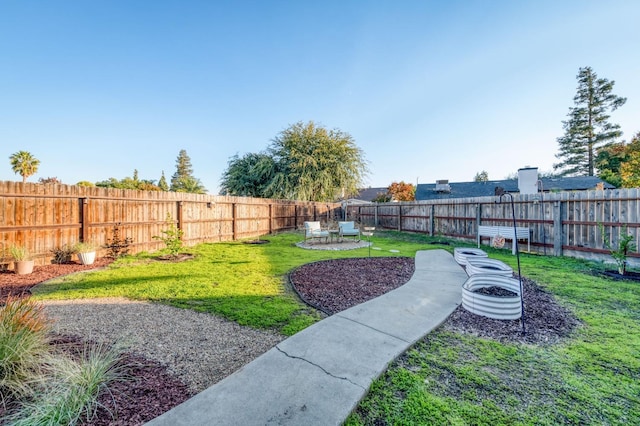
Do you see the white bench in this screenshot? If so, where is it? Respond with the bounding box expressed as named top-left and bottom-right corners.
top-left (477, 225), bottom-right (530, 254)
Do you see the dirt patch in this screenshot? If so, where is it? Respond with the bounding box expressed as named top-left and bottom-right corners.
top-left (154, 253), bottom-right (196, 262)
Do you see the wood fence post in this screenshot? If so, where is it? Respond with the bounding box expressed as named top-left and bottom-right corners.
top-left (176, 201), bottom-right (184, 238)
top-left (553, 201), bottom-right (563, 256)
top-left (268, 204), bottom-right (273, 234)
top-left (475, 203), bottom-right (482, 234)
top-left (232, 203), bottom-right (238, 240)
top-left (374, 205), bottom-right (378, 227)
top-left (397, 205), bottom-right (402, 231)
top-left (429, 204), bottom-right (435, 236)
top-left (80, 198), bottom-right (90, 242)
top-left (294, 205), bottom-right (298, 230)
top-left (313, 204), bottom-right (317, 221)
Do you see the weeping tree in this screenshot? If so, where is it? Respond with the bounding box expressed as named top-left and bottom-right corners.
top-left (9, 151), bottom-right (40, 183)
top-left (220, 153), bottom-right (280, 197)
top-left (221, 121), bottom-right (368, 201)
top-left (554, 67), bottom-right (626, 176)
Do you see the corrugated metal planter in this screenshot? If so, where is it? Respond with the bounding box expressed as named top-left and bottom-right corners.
top-left (454, 247), bottom-right (487, 266)
top-left (465, 257), bottom-right (513, 277)
top-left (462, 274), bottom-right (522, 320)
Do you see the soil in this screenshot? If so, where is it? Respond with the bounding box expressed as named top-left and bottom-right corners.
top-left (1, 255), bottom-right (581, 424)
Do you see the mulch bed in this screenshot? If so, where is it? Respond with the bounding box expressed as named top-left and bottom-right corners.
top-left (0, 258), bottom-right (115, 303)
top-left (290, 257), bottom-right (581, 346)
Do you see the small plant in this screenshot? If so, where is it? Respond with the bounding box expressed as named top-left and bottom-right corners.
top-left (104, 223), bottom-right (133, 259)
top-left (50, 245), bottom-right (76, 264)
top-left (9, 245), bottom-right (31, 261)
top-left (153, 213), bottom-right (184, 258)
top-left (73, 241), bottom-right (98, 253)
top-left (599, 223), bottom-right (637, 275)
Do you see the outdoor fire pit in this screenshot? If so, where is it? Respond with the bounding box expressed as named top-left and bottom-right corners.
top-left (454, 247), bottom-right (488, 266)
top-left (462, 274), bottom-right (522, 320)
top-left (465, 257), bottom-right (513, 277)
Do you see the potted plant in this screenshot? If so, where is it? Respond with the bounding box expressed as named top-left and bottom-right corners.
top-left (10, 245), bottom-right (34, 275)
top-left (74, 241), bottom-right (98, 265)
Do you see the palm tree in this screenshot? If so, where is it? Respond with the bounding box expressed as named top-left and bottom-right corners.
top-left (9, 151), bottom-right (40, 183)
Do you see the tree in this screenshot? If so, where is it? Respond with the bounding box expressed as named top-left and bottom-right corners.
top-left (220, 153), bottom-right (279, 197)
top-left (270, 121), bottom-right (368, 201)
top-left (221, 121), bottom-right (367, 201)
top-left (620, 132), bottom-right (640, 188)
top-left (96, 171), bottom-right (161, 191)
top-left (172, 176), bottom-right (206, 194)
top-left (474, 170), bottom-right (489, 182)
top-left (372, 192), bottom-right (392, 203)
top-left (9, 151), bottom-right (40, 183)
top-left (596, 142), bottom-right (627, 187)
top-left (38, 177), bottom-right (62, 184)
top-left (171, 149), bottom-right (201, 192)
top-left (554, 67), bottom-right (626, 176)
top-left (388, 181), bottom-right (415, 201)
top-left (158, 171), bottom-right (169, 191)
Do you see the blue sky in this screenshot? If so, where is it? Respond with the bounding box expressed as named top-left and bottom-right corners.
top-left (1, 1), bottom-right (638, 193)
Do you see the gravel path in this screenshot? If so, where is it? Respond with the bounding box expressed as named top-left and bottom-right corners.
top-left (42, 298), bottom-right (285, 394)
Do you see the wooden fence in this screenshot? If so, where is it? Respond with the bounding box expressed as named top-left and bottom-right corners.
top-left (345, 188), bottom-right (640, 267)
top-left (0, 181), bottom-right (342, 266)
top-left (2, 181), bottom-right (639, 268)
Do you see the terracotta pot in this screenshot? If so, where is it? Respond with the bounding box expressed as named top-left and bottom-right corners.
top-left (77, 251), bottom-right (96, 265)
top-left (15, 260), bottom-right (34, 275)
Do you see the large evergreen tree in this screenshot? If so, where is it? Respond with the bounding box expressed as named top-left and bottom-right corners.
top-left (9, 151), bottom-right (40, 183)
top-left (554, 67), bottom-right (626, 176)
top-left (158, 171), bottom-right (169, 191)
top-left (170, 149), bottom-right (205, 193)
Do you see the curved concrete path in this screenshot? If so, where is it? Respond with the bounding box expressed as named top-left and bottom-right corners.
top-left (147, 249), bottom-right (467, 426)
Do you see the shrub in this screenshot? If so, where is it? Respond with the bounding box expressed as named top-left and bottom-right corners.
top-left (104, 223), bottom-right (133, 259)
top-left (8, 343), bottom-right (127, 425)
top-left (153, 213), bottom-right (184, 258)
top-left (599, 223), bottom-right (637, 275)
top-left (50, 245), bottom-right (76, 264)
top-left (0, 297), bottom-right (50, 402)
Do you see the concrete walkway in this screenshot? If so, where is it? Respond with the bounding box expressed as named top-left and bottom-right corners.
top-left (147, 249), bottom-right (467, 426)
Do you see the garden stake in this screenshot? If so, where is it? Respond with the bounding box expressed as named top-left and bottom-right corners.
top-left (495, 187), bottom-right (526, 335)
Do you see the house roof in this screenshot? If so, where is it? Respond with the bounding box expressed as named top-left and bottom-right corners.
top-left (352, 187), bottom-right (389, 202)
top-left (415, 176), bottom-right (615, 201)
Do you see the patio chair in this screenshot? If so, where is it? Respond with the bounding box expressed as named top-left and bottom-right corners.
top-left (338, 221), bottom-right (360, 242)
top-left (304, 221), bottom-right (329, 243)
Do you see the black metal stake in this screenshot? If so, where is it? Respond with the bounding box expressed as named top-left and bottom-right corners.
top-left (495, 187), bottom-right (526, 335)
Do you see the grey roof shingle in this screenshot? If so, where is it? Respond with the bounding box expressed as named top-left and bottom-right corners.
top-left (414, 176), bottom-right (614, 201)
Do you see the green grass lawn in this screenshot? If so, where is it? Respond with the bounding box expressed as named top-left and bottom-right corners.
top-left (32, 231), bottom-right (427, 335)
top-left (346, 245), bottom-right (640, 425)
top-left (32, 231), bottom-right (640, 423)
